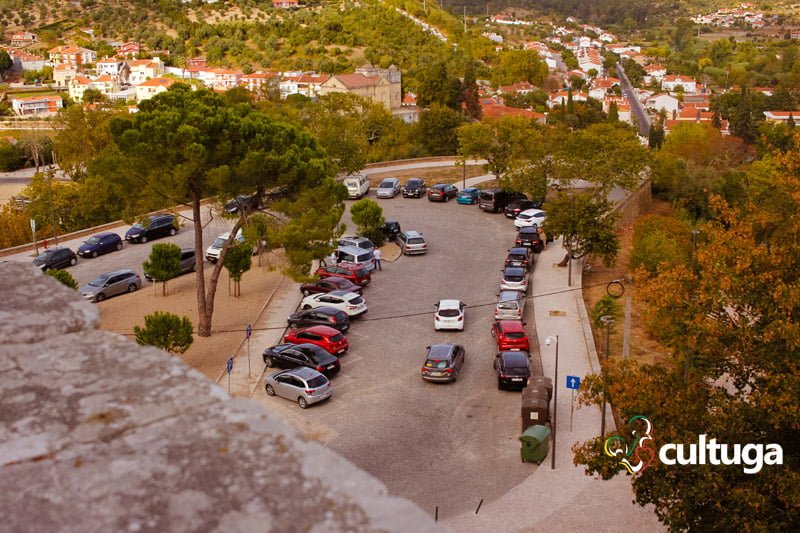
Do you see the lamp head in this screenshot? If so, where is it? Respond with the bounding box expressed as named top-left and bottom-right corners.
top-left (545, 335), bottom-right (557, 346)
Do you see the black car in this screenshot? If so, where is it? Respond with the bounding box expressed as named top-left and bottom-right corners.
top-left (402, 178), bottom-right (427, 198)
top-left (515, 226), bottom-right (544, 253)
top-left (299, 276), bottom-right (363, 296)
top-left (125, 214), bottom-right (178, 243)
top-left (224, 194), bottom-right (260, 214)
top-left (505, 247), bottom-right (533, 270)
top-left (288, 306), bottom-right (350, 332)
top-left (494, 351), bottom-right (532, 390)
top-left (421, 344), bottom-right (466, 383)
top-left (479, 189), bottom-right (527, 213)
top-left (77, 231), bottom-right (123, 258)
top-left (32, 247), bottom-right (77, 271)
top-left (504, 199), bottom-right (542, 219)
top-left (262, 342), bottom-right (341, 376)
top-left (380, 220), bottom-right (402, 242)
top-left (427, 183), bottom-right (458, 202)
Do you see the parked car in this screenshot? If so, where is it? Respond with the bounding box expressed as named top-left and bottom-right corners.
top-left (434, 299), bottom-right (466, 331)
top-left (504, 199), bottom-right (542, 219)
top-left (494, 351), bottom-right (532, 390)
top-left (397, 230), bottom-right (427, 255)
top-left (457, 187), bottom-right (481, 205)
top-left (500, 266), bottom-right (529, 293)
top-left (505, 247), bottom-right (533, 270)
top-left (32, 247), bottom-right (77, 271)
top-left (491, 320), bottom-right (530, 352)
top-left (262, 342), bottom-right (341, 377)
top-left (479, 189), bottom-right (527, 213)
top-left (300, 290), bottom-right (367, 318)
top-left (334, 245), bottom-right (375, 272)
top-left (77, 232), bottom-right (122, 258)
top-left (376, 177), bottom-right (401, 198)
top-left (495, 290), bottom-right (526, 321)
top-left (144, 248), bottom-right (196, 280)
top-left (284, 325), bottom-right (349, 355)
top-left (514, 209), bottom-right (547, 229)
top-left (265, 367), bottom-right (332, 409)
top-left (300, 276), bottom-right (362, 296)
top-left (80, 269), bottom-right (142, 302)
top-left (402, 178), bottom-right (427, 198)
top-left (344, 174), bottom-right (369, 199)
top-left (315, 263), bottom-right (371, 286)
top-left (287, 306), bottom-right (350, 332)
top-left (125, 214), bottom-right (177, 243)
top-left (380, 220), bottom-right (402, 242)
top-left (224, 194), bottom-right (259, 214)
top-left (421, 344), bottom-right (466, 383)
top-left (338, 235), bottom-right (374, 251)
top-left (515, 226), bottom-right (545, 253)
top-left (427, 183), bottom-right (458, 202)
top-left (206, 230), bottom-right (246, 263)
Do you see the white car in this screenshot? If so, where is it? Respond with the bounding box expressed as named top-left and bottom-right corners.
top-left (300, 290), bottom-right (367, 318)
top-left (434, 299), bottom-right (466, 331)
top-left (514, 209), bottom-right (547, 228)
top-left (206, 230), bottom-right (244, 263)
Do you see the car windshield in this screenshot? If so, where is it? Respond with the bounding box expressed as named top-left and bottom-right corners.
top-left (85, 236), bottom-right (100, 245)
top-left (520, 228), bottom-right (539, 236)
top-left (212, 237), bottom-right (226, 248)
top-left (36, 250), bottom-right (55, 260)
top-left (497, 302), bottom-right (518, 310)
top-left (355, 269), bottom-right (368, 277)
top-left (88, 274), bottom-right (110, 287)
top-left (517, 212), bottom-right (534, 220)
top-left (509, 254), bottom-right (526, 261)
top-left (309, 351), bottom-right (331, 364)
top-left (504, 274), bottom-right (524, 282)
top-left (131, 222), bottom-right (145, 229)
top-left (408, 237), bottom-right (425, 244)
top-left (329, 333), bottom-right (344, 342)
top-left (505, 331), bottom-right (526, 339)
top-left (379, 180), bottom-right (395, 188)
top-left (425, 359), bottom-right (449, 369)
top-left (407, 181), bottom-right (421, 188)
top-left (438, 309), bottom-right (460, 317)
top-left (306, 375), bottom-right (328, 388)
top-left (479, 191), bottom-right (495, 200)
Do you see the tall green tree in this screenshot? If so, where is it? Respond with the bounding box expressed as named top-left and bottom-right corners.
top-left (461, 60), bottom-right (482, 120)
top-left (104, 84), bottom-right (342, 336)
top-left (134, 312), bottom-right (194, 355)
top-left (543, 192), bottom-right (620, 265)
top-left (416, 58), bottom-right (461, 110)
top-left (142, 243), bottom-right (182, 296)
top-left (731, 86), bottom-right (757, 144)
top-left (0, 50), bottom-right (13, 77)
top-left (416, 104), bottom-right (466, 156)
top-left (349, 198), bottom-right (385, 246)
top-left (223, 243), bottom-right (252, 297)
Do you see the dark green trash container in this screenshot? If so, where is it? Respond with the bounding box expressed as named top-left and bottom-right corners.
top-left (520, 424), bottom-right (551, 463)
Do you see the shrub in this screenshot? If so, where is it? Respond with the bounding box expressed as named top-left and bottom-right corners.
top-left (591, 295), bottom-right (620, 331)
top-left (45, 268), bottom-right (78, 289)
top-left (630, 214), bottom-right (692, 275)
top-left (134, 312), bottom-right (193, 355)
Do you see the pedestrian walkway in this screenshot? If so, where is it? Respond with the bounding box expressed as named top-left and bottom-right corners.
top-left (442, 239), bottom-right (664, 532)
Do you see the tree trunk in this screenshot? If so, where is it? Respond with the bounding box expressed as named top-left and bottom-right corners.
top-left (202, 215), bottom-right (245, 337)
top-left (194, 197), bottom-right (212, 337)
top-left (162, 280), bottom-right (167, 296)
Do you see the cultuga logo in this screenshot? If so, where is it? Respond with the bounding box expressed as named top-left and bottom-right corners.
top-left (605, 416), bottom-right (784, 475)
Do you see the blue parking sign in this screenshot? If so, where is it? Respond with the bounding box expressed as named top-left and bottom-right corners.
top-left (566, 375), bottom-right (581, 389)
top-left (226, 358), bottom-right (233, 374)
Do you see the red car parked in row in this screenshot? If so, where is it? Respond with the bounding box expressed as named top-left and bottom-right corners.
top-left (284, 325), bottom-right (349, 355)
top-left (315, 262), bottom-right (371, 286)
top-left (491, 320), bottom-right (531, 352)
top-left (299, 276), bottom-right (363, 296)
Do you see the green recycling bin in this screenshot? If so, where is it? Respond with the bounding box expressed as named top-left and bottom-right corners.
top-left (519, 424), bottom-right (551, 464)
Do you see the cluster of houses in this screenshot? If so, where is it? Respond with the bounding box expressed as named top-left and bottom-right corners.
top-left (690, 3), bottom-right (768, 28)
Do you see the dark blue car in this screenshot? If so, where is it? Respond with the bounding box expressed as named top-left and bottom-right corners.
top-left (77, 231), bottom-right (123, 258)
top-left (457, 187), bottom-right (481, 205)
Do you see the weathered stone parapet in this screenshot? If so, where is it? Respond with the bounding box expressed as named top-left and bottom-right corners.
top-left (0, 263), bottom-right (440, 532)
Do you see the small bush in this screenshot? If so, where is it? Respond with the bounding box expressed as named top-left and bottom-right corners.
top-left (630, 215), bottom-right (692, 275)
top-left (134, 312), bottom-right (193, 355)
top-left (591, 295), bottom-right (620, 331)
top-left (45, 268), bottom-right (78, 289)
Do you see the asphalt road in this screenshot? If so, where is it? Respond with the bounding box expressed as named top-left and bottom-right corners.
top-left (253, 191), bottom-right (541, 519)
top-left (617, 62), bottom-right (651, 137)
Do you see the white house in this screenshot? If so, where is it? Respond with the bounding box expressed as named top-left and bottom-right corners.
top-left (662, 75), bottom-right (697, 93)
top-left (135, 77), bottom-right (176, 102)
top-left (645, 93), bottom-right (680, 115)
top-left (11, 95), bottom-right (63, 116)
top-left (128, 57), bottom-right (165, 85)
top-left (96, 58), bottom-right (126, 78)
top-left (643, 64), bottom-right (667, 85)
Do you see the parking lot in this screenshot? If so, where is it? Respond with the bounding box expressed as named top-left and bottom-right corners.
top-left (253, 192), bottom-right (542, 519)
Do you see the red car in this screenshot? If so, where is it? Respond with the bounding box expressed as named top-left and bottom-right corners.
top-left (491, 320), bottom-right (530, 352)
top-left (315, 262), bottom-right (372, 286)
top-left (284, 325), bottom-right (349, 355)
top-left (300, 276), bottom-right (363, 296)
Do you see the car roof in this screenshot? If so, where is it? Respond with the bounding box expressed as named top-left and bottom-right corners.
top-left (500, 351), bottom-right (530, 364)
top-left (340, 235), bottom-right (370, 243)
top-left (336, 245), bottom-right (371, 254)
top-left (93, 231), bottom-right (119, 238)
top-left (379, 177), bottom-right (399, 185)
top-left (498, 320), bottom-right (525, 331)
top-left (428, 344), bottom-right (457, 357)
top-left (504, 266), bottom-right (525, 275)
top-left (407, 178), bottom-right (424, 183)
top-left (318, 276), bottom-right (351, 285)
top-left (327, 290), bottom-right (359, 298)
top-left (106, 268), bottom-right (137, 276)
top-left (403, 230), bottom-right (423, 237)
top-left (151, 213), bottom-right (174, 220)
top-left (498, 290), bottom-right (524, 301)
top-left (519, 208), bottom-right (545, 216)
top-left (309, 306), bottom-right (346, 316)
top-left (519, 226), bottom-right (540, 234)
top-left (437, 299), bottom-right (463, 309)
top-left (294, 325), bottom-right (340, 336)
top-left (430, 183), bottom-right (449, 188)
top-left (275, 366), bottom-right (327, 380)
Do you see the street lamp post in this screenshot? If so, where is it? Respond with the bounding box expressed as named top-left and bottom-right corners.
top-left (545, 335), bottom-right (559, 470)
top-left (599, 316), bottom-right (615, 438)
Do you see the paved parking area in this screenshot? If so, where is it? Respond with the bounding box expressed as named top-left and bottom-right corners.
top-left (253, 194), bottom-right (542, 519)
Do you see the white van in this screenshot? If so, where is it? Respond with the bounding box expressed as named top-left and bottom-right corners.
top-left (344, 174), bottom-right (370, 199)
top-left (336, 245), bottom-right (376, 272)
top-left (494, 290), bottom-right (526, 321)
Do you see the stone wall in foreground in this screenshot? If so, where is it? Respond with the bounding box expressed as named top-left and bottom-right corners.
top-left (0, 262), bottom-right (440, 532)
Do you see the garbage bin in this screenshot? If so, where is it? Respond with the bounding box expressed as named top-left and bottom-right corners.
top-left (529, 376), bottom-right (553, 402)
top-left (520, 424), bottom-right (551, 463)
top-left (521, 396), bottom-right (550, 433)
top-left (522, 384), bottom-right (551, 404)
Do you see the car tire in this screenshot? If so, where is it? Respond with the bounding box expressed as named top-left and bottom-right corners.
top-left (140, 235), bottom-right (148, 243)
top-left (91, 251), bottom-right (98, 258)
top-left (264, 357), bottom-right (274, 368)
top-left (265, 384), bottom-right (275, 396)
top-left (96, 293), bottom-right (106, 302)
top-left (302, 304), bottom-right (312, 310)
top-left (497, 380), bottom-right (503, 390)
top-left (69, 257), bottom-right (77, 266)
top-left (116, 242), bottom-right (123, 251)
top-left (298, 397), bottom-right (308, 409)
top-left (128, 284), bottom-right (137, 293)
top-left (452, 369), bottom-right (459, 382)
top-left (169, 228), bottom-right (177, 236)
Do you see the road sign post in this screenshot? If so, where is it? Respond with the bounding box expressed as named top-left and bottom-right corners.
top-left (245, 324), bottom-right (252, 377)
top-left (30, 219), bottom-right (38, 256)
top-left (226, 357), bottom-right (233, 395)
top-left (566, 375), bottom-right (581, 433)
